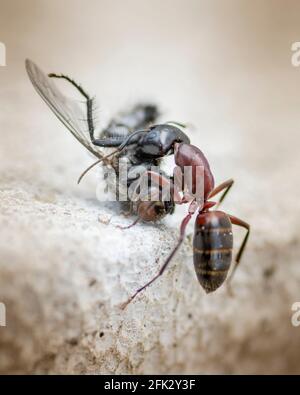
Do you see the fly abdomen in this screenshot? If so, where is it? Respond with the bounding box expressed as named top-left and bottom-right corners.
top-left (193, 211), bottom-right (233, 293)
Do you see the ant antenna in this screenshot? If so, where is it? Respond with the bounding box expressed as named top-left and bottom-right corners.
top-left (49, 73), bottom-right (96, 143)
top-left (77, 129), bottom-right (147, 184)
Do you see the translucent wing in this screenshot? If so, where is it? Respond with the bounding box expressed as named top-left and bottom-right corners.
top-left (25, 59), bottom-right (104, 159)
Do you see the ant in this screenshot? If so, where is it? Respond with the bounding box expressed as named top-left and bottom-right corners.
top-left (25, 59), bottom-right (250, 309)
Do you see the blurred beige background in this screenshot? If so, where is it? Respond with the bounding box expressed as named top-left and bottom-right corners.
top-left (1, 0), bottom-right (300, 374)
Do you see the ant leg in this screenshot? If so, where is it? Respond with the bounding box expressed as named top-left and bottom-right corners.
top-left (92, 129), bottom-right (146, 148)
top-left (227, 215), bottom-right (250, 288)
top-left (208, 179), bottom-right (234, 208)
top-left (77, 130), bottom-right (148, 183)
top-left (120, 201), bottom-right (197, 309)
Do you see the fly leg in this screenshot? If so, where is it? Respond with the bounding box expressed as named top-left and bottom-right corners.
top-left (120, 204), bottom-right (133, 218)
top-left (48, 73), bottom-right (98, 142)
top-left (115, 217), bottom-right (140, 230)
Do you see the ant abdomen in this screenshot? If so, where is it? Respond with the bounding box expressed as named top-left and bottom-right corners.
top-left (193, 211), bottom-right (233, 293)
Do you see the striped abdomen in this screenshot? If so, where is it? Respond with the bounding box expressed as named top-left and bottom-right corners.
top-left (193, 211), bottom-right (233, 293)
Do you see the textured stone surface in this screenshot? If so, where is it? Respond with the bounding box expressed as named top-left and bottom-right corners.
top-left (1, 0), bottom-right (300, 374)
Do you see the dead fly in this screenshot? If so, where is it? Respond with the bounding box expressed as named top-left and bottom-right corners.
top-left (26, 60), bottom-right (250, 307)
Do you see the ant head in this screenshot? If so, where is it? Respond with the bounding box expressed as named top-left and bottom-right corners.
top-left (137, 200), bottom-right (173, 222)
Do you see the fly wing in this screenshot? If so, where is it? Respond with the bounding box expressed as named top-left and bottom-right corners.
top-left (25, 59), bottom-right (104, 159)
